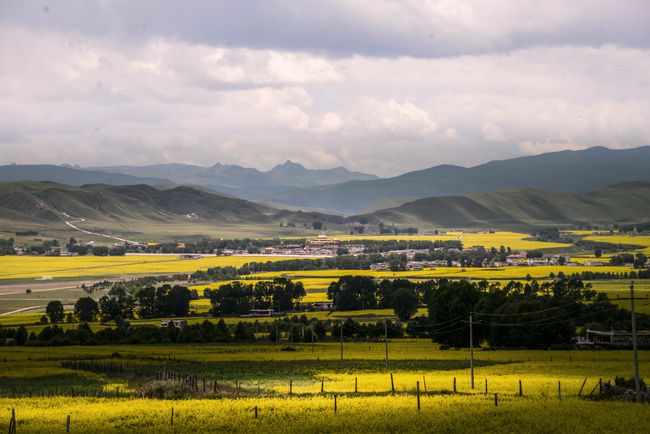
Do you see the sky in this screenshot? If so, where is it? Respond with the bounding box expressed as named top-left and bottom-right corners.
top-left (1, 1), bottom-right (649, 177)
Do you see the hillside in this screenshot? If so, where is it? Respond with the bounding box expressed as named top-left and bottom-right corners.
top-left (269, 146), bottom-right (650, 213)
top-left (364, 182), bottom-right (650, 228)
top-left (0, 182), bottom-right (344, 234)
top-left (0, 164), bottom-right (173, 187)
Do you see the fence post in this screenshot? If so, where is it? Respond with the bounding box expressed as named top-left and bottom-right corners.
top-left (170, 407), bottom-right (174, 426)
top-left (9, 408), bottom-right (16, 434)
top-left (416, 381), bottom-right (421, 411)
top-left (453, 377), bottom-right (456, 393)
top-left (66, 414), bottom-right (71, 432)
top-left (519, 379), bottom-right (522, 397)
top-left (599, 378), bottom-right (602, 394)
top-left (334, 395), bottom-right (337, 414)
top-left (494, 393), bottom-right (498, 407)
top-left (355, 377), bottom-right (358, 393)
top-left (390, 373), bottom-right (395, 395)
top-left (558, 381), bottom-right (562, 401)
top-left (254, 406), bottom-right (258, 419)
top-left (485, 378), bottom-right (488, 395)
top-left (578, 378), bottom-right (588, 397)
top-left (289, 379), bottom-right (293, 396)
top-left (321, 377), bottom-right (324, 393)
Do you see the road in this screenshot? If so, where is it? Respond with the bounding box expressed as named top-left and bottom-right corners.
top-left (64, 216), bottom-right (140, 245)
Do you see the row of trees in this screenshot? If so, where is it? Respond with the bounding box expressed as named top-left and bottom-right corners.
top-left (0, 237), bottom-right (15, 255)
top-left (0, 316), bottom-right (406, 347)
top-left (208, 278), bottom-right (305, 315)
top-left (610, 252), bottom-right (647, 268)
top-left (41, 285), bottom-right (195, 325)
top-left (412, 245), bottom-right (513, 267)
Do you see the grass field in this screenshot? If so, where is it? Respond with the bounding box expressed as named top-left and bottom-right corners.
top-left (0, 341), bottom-right (647, 433)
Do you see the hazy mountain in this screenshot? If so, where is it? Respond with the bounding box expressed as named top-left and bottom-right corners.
top-left (363, 182), bottom-right (650, 228)
top-left (93, 160), bottom-right (379, 200)
top-left (0, 181), bottom-right (343, 227)
top-left (269, 146), bottom-right (650, 213)
top-left (0, 164), bottom-right (174, 187)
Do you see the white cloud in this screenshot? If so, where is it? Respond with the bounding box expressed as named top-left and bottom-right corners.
top-left (315, 113), bottom-right (344, 133)
top-left (481, 122), bottom-right (507, 142)
top-left (353, 98), bottom-right (438, 137)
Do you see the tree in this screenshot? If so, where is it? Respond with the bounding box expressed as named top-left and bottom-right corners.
top-left (92, 246), bottom-right (109, 256)
top-left (74, 297), bottom-right (99, 322)
top-left (312, 221), bottom-right (323, 230)
top-left (427, 280), bottom-right (482, 347)
top-left (234, 322), bottom-right (255, 341)
top-left (595, 249), bottom-right (602, 258)
top-left (634, 253), bottom-right (647, 269)
top-left (392, 288), bottom-right (419, 321)
top-left (327, 276), bottom-right (377, 310)
top-left (46, 300), bottom-right (65, 324)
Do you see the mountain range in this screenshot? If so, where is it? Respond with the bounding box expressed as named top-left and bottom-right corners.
top-left (267, 146), bottom-right (650, 213)
top-left (0, 161), bottom-right (379, 208)
top-left (1, 146), bottom-right (649, 231)
top-left (0, 181), bottom-right (648, 237)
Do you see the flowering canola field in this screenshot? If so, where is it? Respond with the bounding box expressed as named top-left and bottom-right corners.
top-left (334, 231), bottom-right (571, 250)
top-left (0, 255), bottom-right (291, 280)
top-left (0, 342), bottom-right (648, 433)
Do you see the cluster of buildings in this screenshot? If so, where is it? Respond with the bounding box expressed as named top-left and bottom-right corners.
top-left (216, 235), bottom-right (365, 257)
top-left (503, 254), bottom-right (576, 267)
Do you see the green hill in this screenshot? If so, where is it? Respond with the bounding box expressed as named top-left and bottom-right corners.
top-left (364, 183), bottom-right (650, 228)
top-left (0, 182), bottom-right (344, 239)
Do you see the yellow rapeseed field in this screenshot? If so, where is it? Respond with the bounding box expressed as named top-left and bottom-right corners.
top-left (2, 395), bottom-right (648, 433)
top-left (334, 231), bottom-right (571, 250)
top-left (583, 234), bottom-right (650, 254)
top-left (251, 265), bottom-right (635, 281)
top-left (0, 255), bottom-right (295, 280)
top-left (1, 342), bottom-right (648, 433)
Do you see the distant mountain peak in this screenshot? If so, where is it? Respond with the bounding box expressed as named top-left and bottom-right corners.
top-left (274, 160), bottom-right (305, 170)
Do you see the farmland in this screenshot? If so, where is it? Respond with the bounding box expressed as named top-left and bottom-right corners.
top-left (0, 342), bottom-right (648, 433)
top-left (1, 231), bottom-right (649, 433)
top-left (0, 255), bottom-right (297, 281)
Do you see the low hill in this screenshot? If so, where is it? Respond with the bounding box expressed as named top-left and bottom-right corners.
top-left (364, 183), bottom-right (650, 228)
top-left (0, 164), bottom-right (173, 187)
top-left (269, 146), bottom-right (650, 213)
top-left (0, 181), bottom-right (344, 229)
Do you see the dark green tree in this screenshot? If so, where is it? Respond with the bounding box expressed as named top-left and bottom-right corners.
top-left (45, 300), bottom-right (65, 324)
top-left (392, 288), bottom-right (419, 321)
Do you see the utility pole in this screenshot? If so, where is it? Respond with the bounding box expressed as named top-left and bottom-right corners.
top-left (340, 321), bottom-right (344, 361)
top-left (630, 281), bottom-right (641, 403)
top-left (470, 313), bottom-right (474, 389)
top-left (385, 319), bottom-right (389, 370)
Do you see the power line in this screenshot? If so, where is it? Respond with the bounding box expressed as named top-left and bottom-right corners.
top-left (472, 303), bottom-right (577, 317)
top-left (475, 310), bottom-right (602, 328)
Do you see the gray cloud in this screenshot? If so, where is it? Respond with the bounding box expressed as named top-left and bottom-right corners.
top-left (0, 1), bottom-right (649, 176)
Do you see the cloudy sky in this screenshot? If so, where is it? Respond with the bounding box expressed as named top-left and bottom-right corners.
top-left (1, 1), bottom-right (649, 176)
